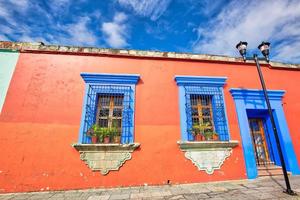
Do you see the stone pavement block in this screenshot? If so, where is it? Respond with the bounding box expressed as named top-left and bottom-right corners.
top-left (183, 194), bottom-right (198, 200)
top-left (78, 193), bottom-right (96, 200)
top-left (167, 194), bottom-right (185, 200)
top-left (0, 194), bottom-right (15, 200)
top-left (143, 197), bottom-right (165, 200)
top-left (187, 187), bottom-right (210, 194)
top-left (250, 192), bottom-right (277, 199)
top-left (109, 194), bottom-right (130, 200)
top-left (193, 193), bottom-right (210, 199)
top-left (87, 195), bottom-right (110, 200)
top-left (149, 192), bottom-right (165, 197)
top-left (27, 193), bottom-right (54, 199)
top-left (7, 194), bottom-right (33, 200)
top-left (206, 185), bottom-right (228, 192)
top-left (241, 183), bottom-right (259, 189)
top-left (156, 191), bottom-right (172, 197)
top-left (48, 193), bottom-right (65, 199)
top-left (221, 183), bottom-right (245, 190)
top-left (209, 197), bottom-right (225, 200)
top-left (169, 188), bottom-right (185, 195)
top-left (130, 192), bottom-right (151, 199)
top-left (48, 197), bottom-right (64, 200)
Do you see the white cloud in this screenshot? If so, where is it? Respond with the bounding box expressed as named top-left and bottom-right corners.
top-left (0, 34), bottom-right (9, 41)
top-left (0, 0), bottom-right (99, 46)
top-left (114, 12), bottom-right (127, 23)
top-left (9, 0), bottom-right (30, 11)
top-left (101, 12), bottom-right (128, 48)
top-left (50, 0), bottom-right (70, 11)
top-left (192, 0), bottom-right (300, 63)
top-left (118, 0), bottom-right (172, 21)
top-left (63, 16), bottom-right (97, 45)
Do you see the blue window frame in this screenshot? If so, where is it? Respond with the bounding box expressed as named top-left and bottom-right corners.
top-left (79, 73), bottom-right (140, 144)
top-left (175, 76), bottom-right (230, 141)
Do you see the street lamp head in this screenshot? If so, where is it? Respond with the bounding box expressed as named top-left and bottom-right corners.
top-left (258, 41), bottom-right (270, 62)
top-left (236, 41), bottom-right (248, 61)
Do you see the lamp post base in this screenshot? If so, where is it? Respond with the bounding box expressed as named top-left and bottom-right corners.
top-left (283, 188), bottom-right (297, 196)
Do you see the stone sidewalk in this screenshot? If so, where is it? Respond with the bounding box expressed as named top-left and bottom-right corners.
top-left (1, 176), bottom-right (300, 200)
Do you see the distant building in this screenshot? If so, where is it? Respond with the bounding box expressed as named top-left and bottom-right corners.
top-left (0, 41), bottom-right (299, 193)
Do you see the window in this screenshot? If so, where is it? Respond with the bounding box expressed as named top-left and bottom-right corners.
top-left (96, 94), bottom-right (124, 133)
top-left (190, 94), bottom-right (215, 133)
top-left (79, 73), bottom-right (140, 144)
top-left (175, 76), bottom-right (229, 141)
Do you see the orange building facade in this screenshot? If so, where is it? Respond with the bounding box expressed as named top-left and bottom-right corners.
top-left (0, 42), bottom-right (299, 193)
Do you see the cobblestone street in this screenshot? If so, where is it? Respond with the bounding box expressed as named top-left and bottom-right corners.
top-left (1, 176), bottom-right (300, 200)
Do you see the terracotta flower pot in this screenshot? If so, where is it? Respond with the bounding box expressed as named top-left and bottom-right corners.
top-left (114, 136), bottom-right (121, 143)
top-left (91, 136), bottom-right (98, 144)
top-left (213, 134), bottom-right (219, 141)
top-left (103, 136), bottom-right (110, 144)
top-left (194, 134), bottom-right (205, 141)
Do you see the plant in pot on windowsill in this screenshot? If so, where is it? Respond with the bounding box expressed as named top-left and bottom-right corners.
top-left (191, 124), bottom-right (205, 141)
top-left (112, 127), bottom-right (121, 143)
top-left (99, 128), bottom-right (110, 144)
top-left (192, 122), bottom-right (219, 141)
top-left (203, 129), bottom-right (219, 141)
top-left (86, 125), bottom-right (97, 144)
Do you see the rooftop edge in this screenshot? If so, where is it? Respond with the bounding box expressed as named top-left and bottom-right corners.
top-left (0, 41), bottom-right (299, 70)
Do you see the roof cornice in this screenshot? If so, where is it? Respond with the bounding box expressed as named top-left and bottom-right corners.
top-left (0, 41), bottom-right (299, 70)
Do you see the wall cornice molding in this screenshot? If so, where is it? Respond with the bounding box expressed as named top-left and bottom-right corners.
top-left (230, 88), bottom-right (285, 101)
top-left (80, 73), bottom-right (140, 84)
top-left (174, 76), bottom-right (227, 86)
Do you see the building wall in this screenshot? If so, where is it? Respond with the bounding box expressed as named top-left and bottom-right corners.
top-left (0, 52), bottom-right (299, 193)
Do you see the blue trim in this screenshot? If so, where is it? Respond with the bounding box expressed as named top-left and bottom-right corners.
top-left (175, 76), bottom-right (227, 87)
top-left (121, 85), bottom-right (136, 144)
top-left (230, 88), bottom-right (285, 100)
top-left (175, 75), bottom-right (229, 142)
top-left (230, 88), bottom-right (300, 179)
top-left (178, 86), bottom-right (188, 141)
top-left (234, 101), bottom-right (258, 179)
top-left (222, 89), bottom-right (231, 140)
top-left (78, 83), bottom-right (90, 143)
top-left (79, 73), bottom-right (140, 144)
top-left (81, 73), bottom-right (140, 84)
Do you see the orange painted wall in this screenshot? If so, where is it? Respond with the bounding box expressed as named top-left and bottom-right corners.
top-left (0, 52), bottom-right (299, 193)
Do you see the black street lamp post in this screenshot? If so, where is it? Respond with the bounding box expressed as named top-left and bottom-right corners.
top-left (235, 41), bottom-right (296, 195)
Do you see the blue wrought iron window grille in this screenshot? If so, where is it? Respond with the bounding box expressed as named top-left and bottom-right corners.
top-left (79, 73), bottom-right (140, 144)
top-left (175, 76), bottom-right (230, 141)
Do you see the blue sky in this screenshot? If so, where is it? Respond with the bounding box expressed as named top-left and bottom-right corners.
top-left (0, 0), bottom-right (300, 63)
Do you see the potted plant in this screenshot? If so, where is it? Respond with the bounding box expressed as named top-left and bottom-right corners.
top-left (86, 125), bottom-right (98, 144)
top-left (101, 128), bottom-right (111, 144)
top-left (112, 127), bottom-right (121, 143)
top-left (191, 124), bottom-right (205, 141)
top-left (192, 122), bottom-right (219, 141)
top-left (86, 125), bottom-right (123, 144)
top-left (93, 125), bottom-right (104, 143)
top-left (203, 129), bottom-right (219, 141)
top-left (212, 132), bottom-right (219, 140)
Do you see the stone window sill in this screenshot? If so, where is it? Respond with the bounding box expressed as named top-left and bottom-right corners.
top-left (72, 143), bottom-right (140, 175)
top-left (72, 143), bottom-right (140, 151)
top-left (177, 140), bottom-right (239, 150)
top-left (177, 140), bottom-right (239, 175)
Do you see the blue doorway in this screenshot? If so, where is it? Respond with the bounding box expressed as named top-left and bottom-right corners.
top-left (230, 88), bottom-right (300, 179)
top-left (247, 109), bottom-right (281, 167)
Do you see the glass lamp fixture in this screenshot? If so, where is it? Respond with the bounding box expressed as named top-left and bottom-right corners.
top-left (236, 41), bottom-right (248, 61)
top-left (258, 42), bottom-right (270, 62)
